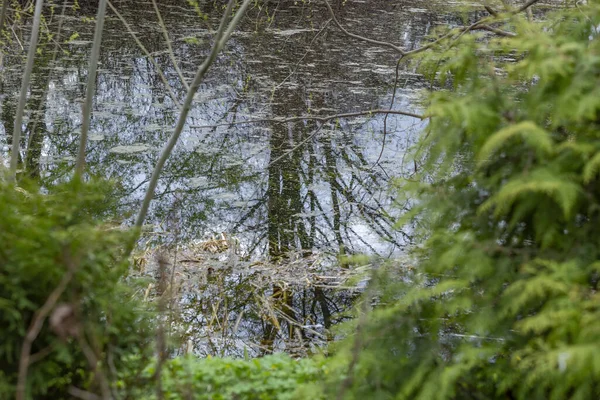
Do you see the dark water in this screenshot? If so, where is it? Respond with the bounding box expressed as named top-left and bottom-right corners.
top-left (0, 0), bottom-right (444, 355)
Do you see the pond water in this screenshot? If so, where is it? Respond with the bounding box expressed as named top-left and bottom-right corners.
top-left (0, 0), bottom-right (448, 356)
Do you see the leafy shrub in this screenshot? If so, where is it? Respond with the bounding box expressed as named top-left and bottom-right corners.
top-left (153, 353), bottom-right (327, 400)
top-left (317, 3), bottom-right (600, 400)
top-left (0, 178), bottom-right (153, 399)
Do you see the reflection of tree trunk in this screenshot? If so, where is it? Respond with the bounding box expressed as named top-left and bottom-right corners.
top-left (2, 96), bottom-right (20, 166)
top-left (323, 139), bottom-right (345, 257)
top-left (23, 52), bottom-right (52, 180)
top-left (1, 32), bottom-right (52, 179)
top-left (273, 285), bottom-right (298, 339)
top-left (25, 112), bottom-right (45, 180)
top-left (314, 287), bottom-right (332, 334)
top-left (23, 1), bottom-right (71, 179)
top-left (24, 87), bottom-right (49, 179)
top-left (260, 320), bottom-right (277, 356)
top-left (307, 151), bottom-right (316, 248)
top-left (267, 122), bottom-right (310, 258)
top-left (314, 287), bottom-right (334, 341)
top-left (264, 118), bottom-right (315, 353)
top-left (0, 0), bottom-right (9, 44)
top-left (267, 151), bottom-right (287, 257)
top-left (259, 283), bottom-right (302, 356)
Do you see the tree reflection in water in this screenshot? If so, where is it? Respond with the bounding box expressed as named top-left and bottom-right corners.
top-left (0, 0), bottom-right (437, 356)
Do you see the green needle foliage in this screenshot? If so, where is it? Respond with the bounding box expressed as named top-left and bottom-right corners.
top-left (317, 3), bottom-right (600, 400)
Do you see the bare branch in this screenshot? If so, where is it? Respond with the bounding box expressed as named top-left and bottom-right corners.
top-left (190, 109), bottom-right (425, 130)
top-left (107, 0), bottom-right (181, 108)
top-left (471, 24), bottom-right (516, 36)
top-left (135, 0), bottom-right (253, 229)
top-left (154, 253), bottom-right (170, 400)
top-left (518, 0), bottom-right (542, 12)
top-left (483, 4), bottom-right (498, 16)
top-left (9, 0), bottom-right (44, 180)
top-left (323, 0), bottom-right (405, 55)
top-left (16, 252), bottom-right (77, 400)
top-left (324, 0), bottom-right (542, 59)
top-left (271, 19), bottom-right (331, 96)
top-left (151, 0), bottom-right (189, 91)
top-left (28, 344), bottom-right (56, 365)
top-left (374, 56), bottom-right (406, 168)
top-left (336, 270), bottom-right (376, 400)
top-left (75, 0), bottom-right (109, 177)
top-left (77, 334), bottom-right (111, 400)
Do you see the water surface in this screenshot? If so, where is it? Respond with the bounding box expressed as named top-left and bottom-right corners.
top-left (0, 0), bottom-right (445, 355)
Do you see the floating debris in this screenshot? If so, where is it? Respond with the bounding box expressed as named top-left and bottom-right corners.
top-left (109, 144), bottom-right (151, 154)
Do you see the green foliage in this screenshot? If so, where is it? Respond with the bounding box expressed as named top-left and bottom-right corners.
top-left (148, 353), bottom-right (327, 400)
top-left (0, 178), bottom-right (153, 399)
top-left (317, 3), bottom-right (600, 399)
top-left (7, 3), bottom-right (600, 400)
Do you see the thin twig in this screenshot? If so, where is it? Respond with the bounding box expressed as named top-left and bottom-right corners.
top-left (324, 0), bottom-right (541, 59)
top-left (374, 56), bottom-right (405, 169)
top-left (271, 19), bottom-right (331, 96)
top-left (77, 334), bottom-right (111, 400)
top-left (10, 25), bottom-right (24, 51)
top-left (107, 0), bottom-right (181, 108)
top-left (471, 24), bottom-right (516, 37)
top-left (28, 344), bottom-right (56, 365)
top-left (134, 0), bottom-right (253, 229)
top-left (75, 0), bottom-right (109, 177)
top-left (483, 4), bottom-right (498, 16)
top-left (16, 251), bottom-right (77, 400)
top-left (10, 0), bottom-right (44, 180)
top-left (518, 0), bottom-right (542, 13)
top-left (190, 109), bottom-right (424, 130)
top-left (323, 0), bottom-right (404, 54)
top-left (151, 0), bottom-right (189, 91)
